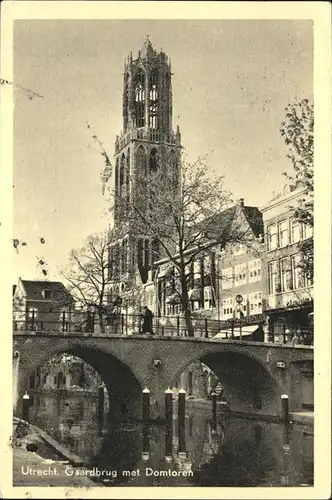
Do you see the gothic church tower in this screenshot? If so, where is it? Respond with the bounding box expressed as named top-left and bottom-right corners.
top-left (109, 38), bottom-right (181, 300)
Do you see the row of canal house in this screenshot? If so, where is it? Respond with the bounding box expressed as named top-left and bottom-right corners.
top-left (110, 185), bottom-right (313, 344)
top-left (13, 279), bottom-right (74, 331)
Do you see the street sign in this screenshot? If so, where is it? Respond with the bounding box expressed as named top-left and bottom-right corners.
top-left (235, 294), bottom-right (243, 303)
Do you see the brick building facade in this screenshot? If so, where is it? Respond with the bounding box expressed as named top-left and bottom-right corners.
top-left (261, 185), bottom-right (313, 342)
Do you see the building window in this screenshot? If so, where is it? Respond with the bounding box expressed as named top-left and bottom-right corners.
top-left (280, 258), bottom-right (292, 292)
top-left (222, 267), bottom-right (233, 289)
top-left (291, 254), bottom-right (303, 289)
top-left (248, 259), bottom-right (261, 283)
top-left (304, 273), bottom-right (313, 288)
top-left (204, 288), bottom-right (211, 309)
top-left (302, 223), bottom-right (313, 240)
top-left (193, 260), bottom-right (201, 286)
top-left (290, 219), bottom-right (301, 244)
top-left (28, 307), bottom-right (38, 319)
top-left (268, 261), bottom-right (278, 294)
top-left (278, 220), bottom-right (289, 248)
top-left (267, 224), bottom-right (277, 250)
top-left (249, 292), bottom-right (262, 315)
top-left (222, 297), bottom-right (233, 319)
top-left (234, 263), bottom-right (247, 287)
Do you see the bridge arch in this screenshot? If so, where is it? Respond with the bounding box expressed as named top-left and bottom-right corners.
top-left (16, 338), bottom-right (144, 422)
top-left (169, 344), bottom-right (285, 416)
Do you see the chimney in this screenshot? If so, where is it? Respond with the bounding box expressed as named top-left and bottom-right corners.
top-left (238, 198), bottom-right (244, 207)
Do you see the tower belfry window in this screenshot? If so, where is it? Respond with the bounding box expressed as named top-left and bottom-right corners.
top-left (149, 103), bottom-right (157, 129)
top-left (149, 70), bottom-right (158, 128)
top-left (149, 70), bottom-right (158, 101)
top-left (134, 70), bottom-right (145, 128)
top-left (135, 83), bottom-right (145, 102)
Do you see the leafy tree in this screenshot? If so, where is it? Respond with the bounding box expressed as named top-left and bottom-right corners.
top-left (280, 99), bottom-right (314, 279)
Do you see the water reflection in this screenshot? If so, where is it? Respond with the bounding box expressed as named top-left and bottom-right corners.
top-left (28, 392), bottom-right (313, 487)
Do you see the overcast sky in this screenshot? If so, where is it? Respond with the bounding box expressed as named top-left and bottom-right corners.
top-left (13, 19), bottom-right (313, 283)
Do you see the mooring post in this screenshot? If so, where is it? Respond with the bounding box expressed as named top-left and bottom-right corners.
top-left (142, 424), bottom-right (150, 461)
top-left (211, 391), bottom-right (217, 432)
top-left (176, 316), bottom-right (180, 336)
top-left (204, 318), bottom-right (209, 338)
top-left (165, 424), bottom-right (173, 463)
top-left (178, 388), bottom-right (186, 455)
top-left (22, 391), bottom-right (30, 423)
top-left (165, 387), bottom-right (173, 427)
top-left (142, 387), bottom-right (150, 424)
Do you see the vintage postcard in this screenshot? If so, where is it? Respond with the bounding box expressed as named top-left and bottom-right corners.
top-left (0, 1), bottom-right (331, 499)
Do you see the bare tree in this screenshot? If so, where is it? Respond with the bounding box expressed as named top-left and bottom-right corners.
top-left (60, 231), bottom-right (113, 332)
top-left (112, 152), bottom-right (260, 336)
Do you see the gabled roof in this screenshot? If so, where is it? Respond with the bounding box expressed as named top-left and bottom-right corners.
top-left (20, 280), bottom-right (73, 303)
top-left (199, 204), bottom-right (263, 241)
top-left (242, 206), bottom-right (264, 238)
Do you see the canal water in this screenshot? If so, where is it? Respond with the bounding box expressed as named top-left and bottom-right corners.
top-left (28, 392), bottom-right (313, 487)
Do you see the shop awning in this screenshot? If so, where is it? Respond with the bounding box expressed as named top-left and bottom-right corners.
top-left (213, 324), bottom-right (259, 339)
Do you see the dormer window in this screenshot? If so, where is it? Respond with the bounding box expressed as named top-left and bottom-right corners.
top-left (42, 289), bottom-right (53, 299)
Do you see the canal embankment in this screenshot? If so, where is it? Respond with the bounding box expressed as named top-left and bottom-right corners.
top-left (12, 417), bottom-right (97, 487)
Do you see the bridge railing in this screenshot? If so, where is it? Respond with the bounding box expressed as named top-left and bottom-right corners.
top-left (12, 309), bottom-right (314, 345)
top-left (12, 309), bottom-right (220, 338)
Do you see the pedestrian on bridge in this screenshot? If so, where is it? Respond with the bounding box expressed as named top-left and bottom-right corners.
top-left (85, 310), bottom-right (94, 333)
top-left (142, 306), bottom-right (154, 335)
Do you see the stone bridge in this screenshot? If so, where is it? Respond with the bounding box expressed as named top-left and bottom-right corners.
top-left (13, 332), bottom-right (313, 421)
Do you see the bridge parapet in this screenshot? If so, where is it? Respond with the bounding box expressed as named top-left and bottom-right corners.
top-left (13, 330), bottom-right (313, 421)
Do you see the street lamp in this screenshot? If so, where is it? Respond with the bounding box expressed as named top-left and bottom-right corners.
top-left (235, 294), bottom-right (244, 341)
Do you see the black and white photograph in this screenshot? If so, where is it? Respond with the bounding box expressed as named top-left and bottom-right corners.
top-left (0, 2), bottom-right (330, 498)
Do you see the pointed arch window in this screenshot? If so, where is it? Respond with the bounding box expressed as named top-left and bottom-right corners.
top-left (149, 69), bottom-right (158, 129)
top-left (149, 70), bottom-right (158, 101)
top-left (168, 150), bottom-right (178, 188)
top-left (149, 103), bottom-right (157, 129)
top-left (120, 154), bottom-right (126, 197)
top-left (134, 70), bottom-right (145, 128)
top-left (136, 145), bottom-right (147, 174)
top-left (149, 148), bottom-right (159, 173)
top-left (135, 70), bottom-right (145, 102)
